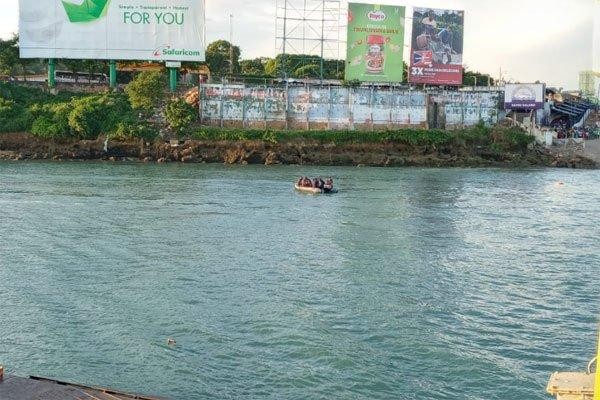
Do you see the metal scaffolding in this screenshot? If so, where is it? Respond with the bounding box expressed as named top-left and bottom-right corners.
top-left (275, 0), bottom-right (344, 79)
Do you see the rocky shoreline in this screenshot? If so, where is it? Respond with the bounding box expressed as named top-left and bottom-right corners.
top-left (0, 132), bottom-right (597, 169)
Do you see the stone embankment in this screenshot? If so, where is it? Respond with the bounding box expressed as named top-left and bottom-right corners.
top-left (0, 132), bottom-right (597, 169)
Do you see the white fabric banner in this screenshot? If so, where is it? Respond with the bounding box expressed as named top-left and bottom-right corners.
top-left (19, 0), bottom-right (205, 61)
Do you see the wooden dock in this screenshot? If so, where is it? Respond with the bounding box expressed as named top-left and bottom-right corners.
top-left (0, 374), bottom-right (163, 400)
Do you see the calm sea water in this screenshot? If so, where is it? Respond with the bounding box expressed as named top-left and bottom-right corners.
top-left (0, 161), bottom-right (599, 399)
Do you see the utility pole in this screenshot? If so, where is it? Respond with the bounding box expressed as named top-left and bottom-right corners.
top-left (229, 13), bottom-right (234, 76)
top-left (320, 0), bottom-right (325, 83)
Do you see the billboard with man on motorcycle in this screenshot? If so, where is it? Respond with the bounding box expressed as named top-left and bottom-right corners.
top-left (409, 7), bottom-right (464, 85)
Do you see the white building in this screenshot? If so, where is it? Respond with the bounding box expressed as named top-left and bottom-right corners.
top-left (580, 0), bottom-right (600, 98)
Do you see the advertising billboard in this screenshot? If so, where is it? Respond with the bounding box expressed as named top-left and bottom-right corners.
top-left (504, 83), bottom-right (545, 110)
top-left (19, 0), bottom-right (205, 61)
top-left (345, 3), bottom-right (405, 83)
top-left (409, 7), bottom-right (464, 85)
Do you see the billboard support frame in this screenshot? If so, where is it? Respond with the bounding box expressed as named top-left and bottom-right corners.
top-left (275, 0), bottom-right (343, 81)
top-left (109, 61), bottom-right (117, 89)
top-left (169, 68), bottom-right (178, 92)
top-left (48, 59), bottom-right (56, 88)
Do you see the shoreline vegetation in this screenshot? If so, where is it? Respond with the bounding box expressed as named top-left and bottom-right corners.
top-left (0, 78), bottom-right (596, 169)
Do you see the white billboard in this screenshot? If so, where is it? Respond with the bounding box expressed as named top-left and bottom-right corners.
top-left (19, 0), bottom-right (205, 61)
top-left (504, 83), bottom-right (545, 110)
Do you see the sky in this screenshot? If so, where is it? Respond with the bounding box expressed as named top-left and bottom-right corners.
top-left (1, 0), bottom-right (595, 89)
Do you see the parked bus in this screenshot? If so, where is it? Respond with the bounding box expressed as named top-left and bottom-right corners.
top-left (55, 70), bottom-right (107, 83)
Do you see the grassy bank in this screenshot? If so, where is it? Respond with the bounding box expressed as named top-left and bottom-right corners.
top-left (189, 124), bottom-right (534, 155)
top-left (1, 79), bottom-right (535, 160)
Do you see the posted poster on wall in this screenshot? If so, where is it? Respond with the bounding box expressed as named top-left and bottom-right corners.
top-left (345, 3), bottom-right (405, 83)
top-left (409, 7), bottom-right (464, 85)
top-left (19, 0), bottom-right (205, 61)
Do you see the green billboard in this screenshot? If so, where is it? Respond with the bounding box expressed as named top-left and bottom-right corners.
top-left (345, 3), bottom-right (405, 82)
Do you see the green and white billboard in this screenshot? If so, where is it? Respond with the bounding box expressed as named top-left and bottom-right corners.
top-left (18, 0), bottom-right (205, 61)
top-left (345, 3), bottom-right (405, 82)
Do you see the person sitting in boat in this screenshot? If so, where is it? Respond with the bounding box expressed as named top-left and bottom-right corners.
top-left (318, 177), bottom-right (325, 189)
top-left (297, 177), bottom-right (303, 186)
top-left (313, 178), bottom-right (320, 188)
top-left (324, 177), bottom-right (334, 191)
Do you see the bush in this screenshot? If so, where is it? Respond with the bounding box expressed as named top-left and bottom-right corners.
top-left (29, 102), bottom-right (71, 138)
top-left (490, 126), bottom-right (534, 152)
top-left (124, 71), bottom-right (165, 112)
top-left (31, 116), bottom-right (67, 139)
top-left (165, 98), bottom-right (196, 135)
top-left (0, 98), bottom-right (31, 132)
top-left (110, 121), bottom-right (157, 141)
top-left (68, 93), bottom-right (132, 139)
top-left (0, 82), bottom-right (78, 105)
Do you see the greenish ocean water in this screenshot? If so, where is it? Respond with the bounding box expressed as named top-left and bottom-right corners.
top-left (0, 161), bottom-right (598, 399)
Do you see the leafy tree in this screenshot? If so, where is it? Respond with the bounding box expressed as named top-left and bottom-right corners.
top-left (240, 58), bottom-right (270, 76)
top-left (0, 35), bottom-right (19, 77)
top-left (463, 69), bottom-right (495, 86)
top-left (205, 40), bottom-right (241, 77)
top-left (293, 64), bottom-right (320, 79)
top-left (264, 54), bottom-right (344, 79)
top-left (124, 71), bottom-right (165, 112)
top-left (264, 58), bottom-right (278, 77)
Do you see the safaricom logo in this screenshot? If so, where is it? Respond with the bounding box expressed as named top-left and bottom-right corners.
top-left (153, 46), bottom-right (202, 57)
top-left (62, 0), bottom-right (111, 23)
top-left (367, 10), bottom-right (386, 21)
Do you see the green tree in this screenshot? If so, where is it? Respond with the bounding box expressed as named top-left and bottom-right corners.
top-left (205, 40), bottom-right (241, 77)
top-left (264, 58), bottom-right (278, 77)
top-left (240, 57), bottom-right (271, 76)
top-left (463, 68), bottom-right (495, 86)
top-left (265, 54), bottom-right (344, 79)
top-left (124, 71), bottom-right (165, 112)
top-left (0, 35), bottom-right (19, 77)
top-left (293, 64), bottom-right (320, 79)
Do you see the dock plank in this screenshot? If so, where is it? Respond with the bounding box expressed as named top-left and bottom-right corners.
top-left (0, 375), bottom-right (163, 400)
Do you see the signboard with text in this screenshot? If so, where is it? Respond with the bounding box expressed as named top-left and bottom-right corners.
top-left (19, 0), bottom-right (205, 61)
top-left (504, 83), bottom-right (545, 110)
top-left (345, 3), bottom-right (405, 83)
top-left (409, 7), bottom-right (464, 85)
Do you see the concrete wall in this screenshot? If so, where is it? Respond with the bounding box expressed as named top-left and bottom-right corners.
top-left (199, 84), bottom-right (501, 130)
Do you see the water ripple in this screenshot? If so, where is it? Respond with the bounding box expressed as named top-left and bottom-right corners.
top-left (0, 163), bottom-right (599, 399)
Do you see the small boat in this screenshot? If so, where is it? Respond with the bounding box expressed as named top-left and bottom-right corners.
top-left (295, 183), bottom-right (323, 194)
top-left (294, 184), bottom-right (337, 194)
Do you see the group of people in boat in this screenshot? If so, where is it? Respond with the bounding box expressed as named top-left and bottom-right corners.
top-left (297, 176), bottom-right (334, 192)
